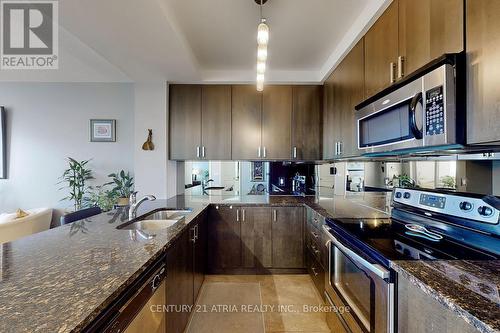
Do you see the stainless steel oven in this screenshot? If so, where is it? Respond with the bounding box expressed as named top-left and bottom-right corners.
top-left (323, 225), bottom-right (395, 333)
top-left (355, 53), bottom-right (464, 155)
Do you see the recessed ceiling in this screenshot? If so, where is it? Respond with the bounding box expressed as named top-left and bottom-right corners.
top-left (0, 0), bottom-right (391, 83)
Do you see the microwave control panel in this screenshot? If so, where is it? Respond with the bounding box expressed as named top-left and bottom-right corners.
top-left (425, 86), bottom-right (444, 136)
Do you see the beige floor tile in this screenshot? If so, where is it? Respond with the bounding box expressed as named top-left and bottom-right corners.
top-left (264, 312), bottom-right (330, 332)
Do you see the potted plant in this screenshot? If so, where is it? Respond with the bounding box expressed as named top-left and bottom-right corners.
top-left (59, 158), bottom-right (94, 211)
top-left (107, 170), bottom-right (134, 206)
top-left (83, 185), bottom-right (118, 212)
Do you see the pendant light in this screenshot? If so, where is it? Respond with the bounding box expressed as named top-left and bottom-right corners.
top-left (255, 0), bottom-right (269, 92)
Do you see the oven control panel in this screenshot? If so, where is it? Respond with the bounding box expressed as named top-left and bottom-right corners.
top-left (425, 86), bottom-right (444, 136)
top-left (393, 189), bottom-right (500, 225)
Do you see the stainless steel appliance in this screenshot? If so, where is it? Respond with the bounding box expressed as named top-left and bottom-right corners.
top-left (84, 254), bottom-right (167, 333)
top-left (355, 53), bottom-right (465, 156)
top-left (323, 188), bottom-right (499, 333)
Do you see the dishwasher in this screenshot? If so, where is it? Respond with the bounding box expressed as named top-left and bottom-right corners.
top-left (84, 253), bottom-right (167, 333)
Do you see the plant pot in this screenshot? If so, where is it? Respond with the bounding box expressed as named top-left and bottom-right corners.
top-left (117, 197), bottom-right (129, 207)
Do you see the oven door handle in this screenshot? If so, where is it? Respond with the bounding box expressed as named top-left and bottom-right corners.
top-left (322, 225), bottom-right (390, 280)
top-left (409, 92), bottom-right (423, 140)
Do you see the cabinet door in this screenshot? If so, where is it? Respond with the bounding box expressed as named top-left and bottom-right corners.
top-left (399, 0), bottom-right (463, 77)
top-left (124, 281), bottom-right (166, 333)
top-left (364, 0), bottom-right (399, 98)
top-left (340, 39), bottom-right (364, 157)
top-left (208, 205), bottom-right (241, 269)
top-left (166, 230), bottom-right (193, 333)
top-left (466, 0), bottom-right (500, 144)
top-left (262, 85), bottom-right (293, 159)
top-left (193, 214), bottom-right (206, 303)
top-left (201, 85), bottom-right (232, 160)
top-left (169, 84), bottom-right (201, 160)
top-left (232, 85), bottom-right (262, 160)
top-left (323, 73), bottom-right (337, 159)
top-left (271, 207), bottom-right (304, 268)
top-left (292, 85), bottom-right (322, 160)
top-left (241, 207), bottom-right (272, 269)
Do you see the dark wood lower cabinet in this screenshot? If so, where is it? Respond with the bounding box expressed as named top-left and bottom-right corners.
top-left (306, 248), bottom-right (325, 301)
top-left (166, 229), bottom-right (193, 333)
top-left (271, 207), bottom-right (305, 269)
top-left (208, 205), bottom-right (242, 270)
top-left (192, 213), bottom-right (206, 302)
top-left (241, 207), bottom-right (272, 269)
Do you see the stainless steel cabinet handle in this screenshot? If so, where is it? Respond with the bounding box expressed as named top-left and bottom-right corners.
top-left (311, 245), bottom-right (320, 254)
top-left (242, 209), bottom-right (246, 222)
top-left (202, 146), bottom-right (206, 158)
top-left (273, 209), bottom-right (277, 222)
top-left (390, 62), bottom-right (396, 83)
top-left (190, 227), bottom-right (196, 242)
top-left (397, 56), bottom-right (405, 79)
top-left (293, 146), bottom-right (297, 159)
top-left (195, 225), bottom-right (199, 240)
top-left (310, 231), bottom-right (319, 239)
top-left (258, 146), bottom-right (261, 158)
top-left (263, 146), bottom-right (267, 158)
top-left (236, 209), bottom-right (240, 222)
top-left (311, 267), bottom-right (318, 276)
top-left (339, 142), bottom-right (343, 155)
top-left (196, 146), bottom-right (200, 158)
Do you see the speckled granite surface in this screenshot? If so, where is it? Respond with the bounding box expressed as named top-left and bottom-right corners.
top-left (392, 260), bottom-right (500, 333)
top-left (0, 193), bottom-right (388, 333)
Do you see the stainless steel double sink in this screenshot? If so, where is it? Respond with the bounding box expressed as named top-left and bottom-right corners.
top-left (116, 209), bottom-right (192, 231)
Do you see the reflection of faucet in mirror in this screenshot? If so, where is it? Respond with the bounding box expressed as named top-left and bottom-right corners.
top-left (202, 179), bottom-right (214, 195)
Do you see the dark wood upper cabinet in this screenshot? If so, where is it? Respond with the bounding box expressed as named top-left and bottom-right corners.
top-left (231, 85), bottom-right (262, 160)
top-left (364, 0), bottom-right (399, 99)
top-left (292, 86), bottom-right (323, 160)
top-left (262, 85), bottom-right (293, 160)
top-left (208, 205), bottom-right (241, 270)
top-left (240, 207), bottom-right (272, 269)
top-left (466, 0), bottom-right (500, 144)
top-left (169, 84), bottom-right (201, 160)
top-left (271, 207), bottom-right (304, 269)
top-left (399, 0), bottom-right (464, 77)
top-left (201, 85), bottom-right (232, 160)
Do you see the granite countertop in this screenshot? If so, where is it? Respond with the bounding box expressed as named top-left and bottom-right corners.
top-left (392, 260), bottom-right (500, 333)
top-left (0, 193), bottom-right (389, 333)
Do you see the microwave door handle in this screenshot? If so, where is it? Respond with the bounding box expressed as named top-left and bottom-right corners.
top-left (409, 92), bottom-right (423, 140)
top-left (322, 225), bottom-right (390, 280)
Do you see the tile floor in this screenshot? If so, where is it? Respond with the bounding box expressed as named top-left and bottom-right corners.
top-left (186, 275), bottom-right (330, 333)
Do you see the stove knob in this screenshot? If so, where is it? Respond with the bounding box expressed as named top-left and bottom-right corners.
top-left (478, 206), bottom-right (494, 217)
top-left (395, 192), bottom-right (402, 199)
top-left (459, 201), bottom-right (473, 211)
top-left (403, 192), bottom-right (411, 199)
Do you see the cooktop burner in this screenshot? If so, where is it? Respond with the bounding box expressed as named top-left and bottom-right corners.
top-left (326, 217), bottom-right (497, 267)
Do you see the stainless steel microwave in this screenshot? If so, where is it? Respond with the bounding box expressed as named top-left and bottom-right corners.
top-left (355, 53), bottom-right (465, 155)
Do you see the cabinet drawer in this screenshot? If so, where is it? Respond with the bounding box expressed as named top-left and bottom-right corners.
top-left (307, 209), bottom-right (325, 231)
top-left (307, 227), bottom-right (323, 265)
top-left (306, 249), bottom-right (325, 302)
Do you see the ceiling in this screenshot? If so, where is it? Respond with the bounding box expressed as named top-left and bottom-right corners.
top-left (0, 0), bottom-right (391, 83)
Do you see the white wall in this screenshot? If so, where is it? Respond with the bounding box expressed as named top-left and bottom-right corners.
top-left (0, 82), bottom-right (134, 215)
top-left (134, 82), bottom-right (169, 198)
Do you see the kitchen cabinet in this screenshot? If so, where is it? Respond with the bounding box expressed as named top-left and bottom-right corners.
top-left (201, 85), bottom-right (232, 159)
top-left (262, 85), bottom-right (293, 159)
top-left (306, 248), bottom-right (325, 302)
top-left (166, 228), bottom-right (193, 333)
top-left (271, 207), bottom-right (305, 269)
top-left (240, 207), bottom-right (272, 269)
top-left (292, 85), bottom-right (323, 160)
top-left (169, 84), bottom-right (231, 160)
top-left (466, 0), bottom-right (500, 144)
top-left (398, 0), bottom-right (463, 77)
top-left (192, 213), bottom-right (206, 302)
top-left (169, 84), bottom-right (201, 160)
top-left (398, 275), bottom-right (481, 333)
top-left (323, 39), bottom-right (364, 158)
top-left (231, 85), bottom-right (262, 160)
top-left (364, 0), bottom-right (399, 98)
top-left (208, 205), bottom-right (242, 270)
top-left (124, 281), bottom-right (166, 333)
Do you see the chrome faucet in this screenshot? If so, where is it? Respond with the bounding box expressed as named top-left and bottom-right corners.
top-left (129, 192), bottom-right (156, 220)
top-left (202, 179), bottom-right (214, 195)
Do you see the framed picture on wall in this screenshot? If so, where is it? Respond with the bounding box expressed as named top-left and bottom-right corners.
top-left (251, 161), bottom-right (264, 181)
top-left (0, 107), bottom-right (6, 179)
top-left (90, 119), bottom-right (116, 142)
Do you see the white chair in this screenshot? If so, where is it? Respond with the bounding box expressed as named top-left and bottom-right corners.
top-left (0, 208), bottom-right (53, 244)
